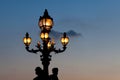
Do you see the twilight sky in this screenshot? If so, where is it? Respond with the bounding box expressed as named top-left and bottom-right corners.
top-left (1, 0), bottom-right (120, 80)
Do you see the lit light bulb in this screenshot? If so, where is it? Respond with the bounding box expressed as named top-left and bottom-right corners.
top-left (47, 41), bottom-right (51, 49)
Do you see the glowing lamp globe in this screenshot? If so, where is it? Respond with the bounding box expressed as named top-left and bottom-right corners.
top-left (40, 32), bottom-right (49, 41)
top-left (23, 33), bottom-right (32, 46)
top-left (61, 33), bottom-right (69, 46)
top-left (47, 41), bottom-right (52, 49)
top-left (38, 9), bottom-right (53, 31)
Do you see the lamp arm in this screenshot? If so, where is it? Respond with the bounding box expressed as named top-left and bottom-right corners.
top-left (53, 46), bottom-right (66, 54)
top-left (25, 46), bottom-right (41, 54)
top-left (35, 45), bottom-right (43, 53)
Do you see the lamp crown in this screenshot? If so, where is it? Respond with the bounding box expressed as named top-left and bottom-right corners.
top-left (44, 9), bottom-right (49, 17)
top-left (63, 32), bottom-right (67, 37)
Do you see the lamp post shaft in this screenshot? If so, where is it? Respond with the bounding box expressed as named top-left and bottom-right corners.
top-left (41, 56), bottom-right (50, 75)
top-left (41, 41), bottom-right (51, 79)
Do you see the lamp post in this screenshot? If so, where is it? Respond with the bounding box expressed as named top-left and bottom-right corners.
top-left (23, 9), bottom-right (69, 80)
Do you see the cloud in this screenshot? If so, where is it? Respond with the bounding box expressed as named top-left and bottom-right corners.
top-left (49, 30), bottom-right (81, 39)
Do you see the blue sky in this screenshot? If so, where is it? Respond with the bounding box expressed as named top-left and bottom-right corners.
top-left (0, 0), bottom-right (120, 80)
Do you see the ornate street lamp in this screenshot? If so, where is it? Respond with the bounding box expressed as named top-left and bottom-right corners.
top-left (23, 9), bottom-right (69, 80)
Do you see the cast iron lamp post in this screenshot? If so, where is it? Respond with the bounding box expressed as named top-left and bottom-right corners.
top-left (23, 9), bottom-right (69, 79)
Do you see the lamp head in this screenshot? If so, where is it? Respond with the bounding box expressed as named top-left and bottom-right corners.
top-left (40, 31), bottom-right (49, 41)
top-left (61, 32), bottom-right (69, 46)
top-left (38, 9), bottom-right (53, 31)
top-left (23, 32), bottom-right (32, 46)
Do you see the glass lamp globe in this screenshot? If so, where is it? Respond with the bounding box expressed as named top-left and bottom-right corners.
top-left (38, 9), bottom-right (53, 31)
top-left (23, 33), bottom-right (32, 46)
top-left (61, 33), bottom-right (69, 46)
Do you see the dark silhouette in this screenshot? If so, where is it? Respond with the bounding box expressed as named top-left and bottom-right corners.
top-left (49, 68), bottom-right (59, 80)
top-left (33, 67), bottom-right (44, 80)
top-left (23, 9), bottom-right (69, 80)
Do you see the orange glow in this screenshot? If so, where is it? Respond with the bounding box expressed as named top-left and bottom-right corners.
top-left (23, 37), bottom-right (32, 46)
top-left (64, 37), bottom-right (69, 43)
top-left (61, 37), bottom-right (69, 46)
top-left (40, 32), bottom-right (49, 40)
top-left (47, 41), bottom-right (51, 49)
top-left (40, 33), bottom-right (44, 39)
top-left (39, 18), bottom-right (53, 31)
top-left (44, 33), bottom-right (49, 39)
